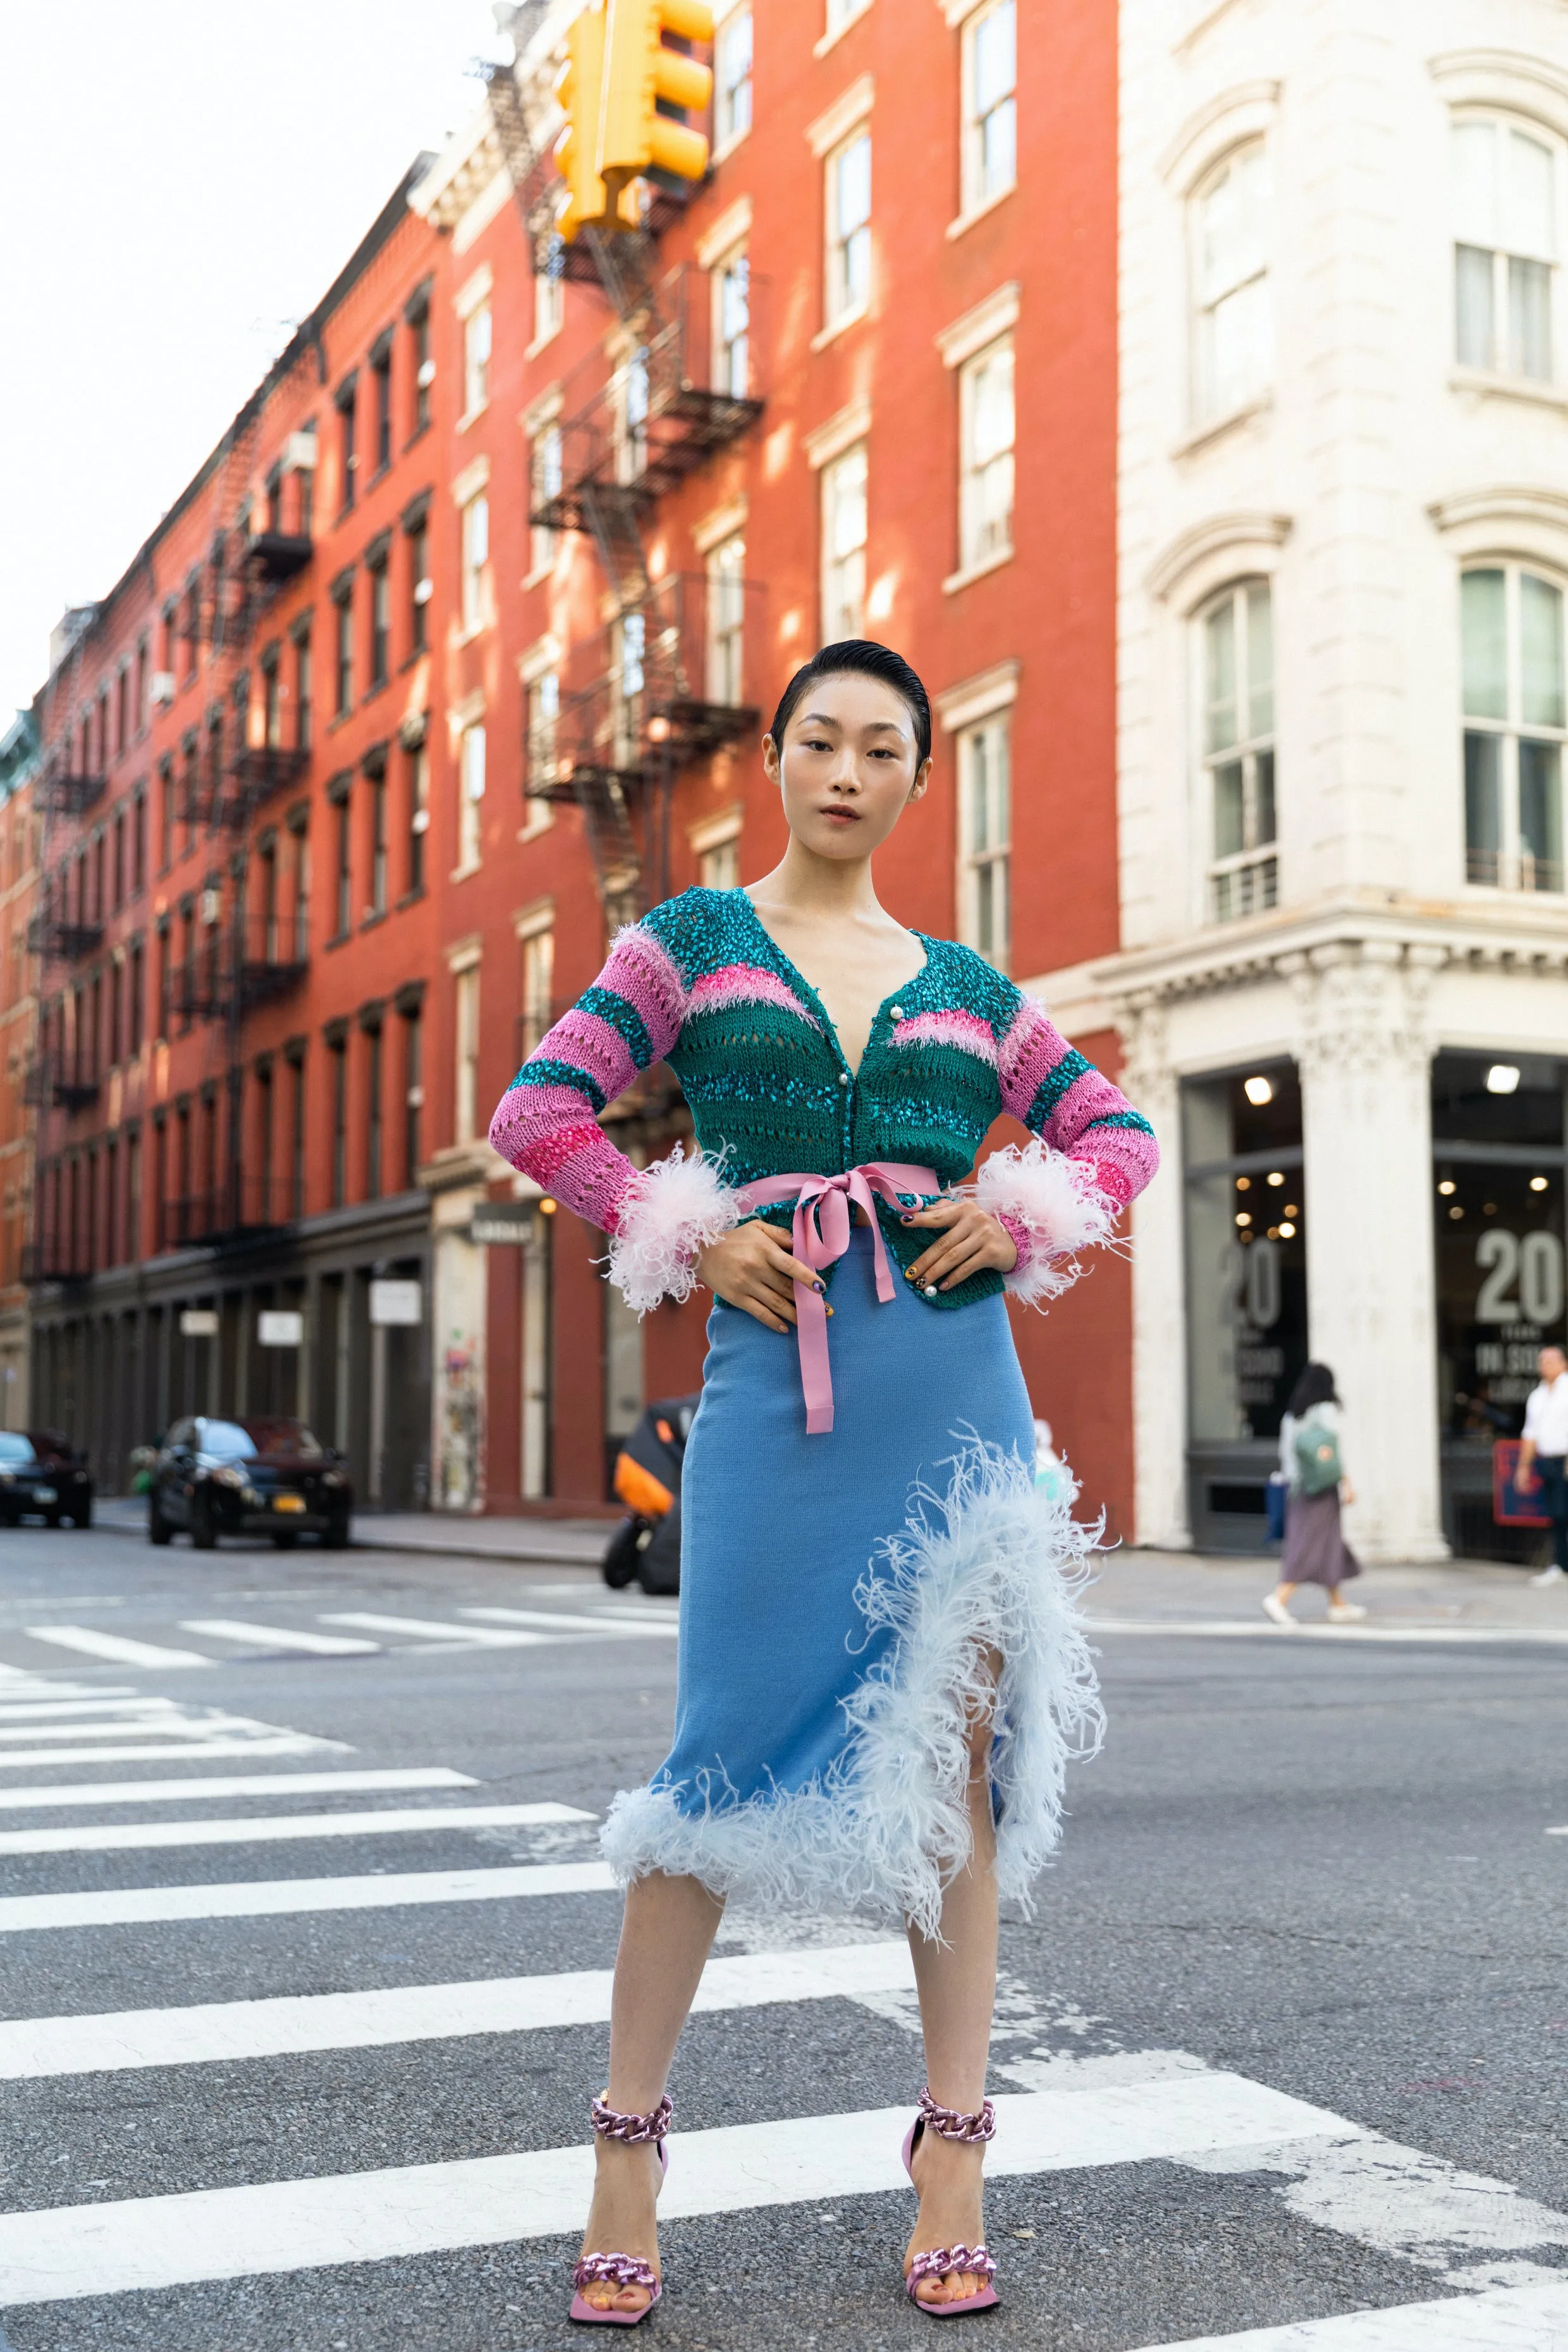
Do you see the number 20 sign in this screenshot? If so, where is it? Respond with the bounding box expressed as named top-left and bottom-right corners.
top-left (1475, 1228), bottom-right (1566, 1328)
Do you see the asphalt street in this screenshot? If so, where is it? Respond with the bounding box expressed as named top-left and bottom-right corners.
top-left (0, 1518), bottom-right (1565, 2351)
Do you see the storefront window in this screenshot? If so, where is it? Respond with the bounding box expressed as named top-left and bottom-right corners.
top-left (1183, 1061), bottom-right (1309, 1547)
top-left (1434, 1051), bottom-right (1567, 1557)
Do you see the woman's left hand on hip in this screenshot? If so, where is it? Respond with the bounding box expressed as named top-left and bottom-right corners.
top-left (900, 1197), bottom-right (1018, 1291)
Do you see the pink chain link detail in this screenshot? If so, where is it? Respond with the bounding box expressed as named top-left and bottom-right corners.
top-left (906, 2244), bottom-right (997, 2291)
top-left (918, 2086), bottom-right (996, 2143)
top-left (590, 2092), bottom-right (673, 2145)
top-left (573, 2253), bottom-right (659, 2291)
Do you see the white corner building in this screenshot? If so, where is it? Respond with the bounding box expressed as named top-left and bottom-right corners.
top-left (1098, 0), bottom-right (1568, 1560)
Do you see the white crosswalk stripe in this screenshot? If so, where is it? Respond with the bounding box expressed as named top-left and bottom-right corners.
top-left (1137, 2286), bottom-right (1568, 2349)
top-left (180, 1619), bottom-right (383, 1655)
top-left (318, 1610), bottom-right (559, 1648)
top-left (0, 1765), bottom-right (472, 1811)
top-left (0, 1859), bottom-right (618, 1935)
top-left (0, 1799), bottom-right (591, 1856)
top-left (460, 1605), bottom-right (680, 1639)
top-left (0, 1736), bottom-right (346, 1770)
top-left (22, 1627), bottom-right (216, 1669)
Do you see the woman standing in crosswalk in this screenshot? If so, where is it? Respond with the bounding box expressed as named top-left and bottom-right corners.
top-left (489, 640), bottom-right (1158, 2323)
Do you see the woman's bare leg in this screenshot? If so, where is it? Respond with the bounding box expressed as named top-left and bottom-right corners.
top-left (577, 1871), bottom-right (725, 2315)
top-left (904, 1661), bottom-right (1002, 2308)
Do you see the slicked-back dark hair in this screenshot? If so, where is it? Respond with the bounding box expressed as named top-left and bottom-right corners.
top-left (1287, 1361), bottom-right (1340, 1416)
top-left (768, 640), bottom-right (933, 769)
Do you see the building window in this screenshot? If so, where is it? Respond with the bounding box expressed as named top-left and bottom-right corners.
top-left (821, 443), bottom-right (868, 641)
top-left (463, 303), bottom-right (492, 417)
top-left (371, 338), bottom-right (393, 472)
top-left (713, 245), bottom-right (750, 396)
top-left (159, 762), bottom-right (175, 872)
top-left (408, 744), bottom-right (429, 895)
top-left (334, 589), bottom-right (353, 716)
top-left (1201, 579), bottom-right (1278, 921)
top-left (369, 558), bottom-right (391, 687)
top-left (255, 1062), bottom-right (274, 1224)
top-left (716, 7), bottom-right (752, 149)
top-left (459, 722), bottom-right (486, 870)
top-left (402, 1004), bottom-right (423, 1186)
top-left (288, 1049), bottom-right (307, 1218)
top-left (369, 770), bottom-right (388, 916)
top-left (699, 829), bottom-right (741, 892)
top-left (128, 937), bottom-right (144, 1050)
top-left (958, 336), bottom-right (1014, 571)
top-left (329, 792), bottom-right (352, 938)
top-left (293, 826), bottom-right (311, 960)
top-left (534, 253), bottom-right (565, 348)
top-left (531, 424), bottom-right (562, 577)
top-left (1463, 563), bottom-right (1566, 893)
top-left (293, 625), bottom-right (313, 749)
top-left (707, 534), bottom-right (747, 704)
top-left (408, 516), bottom-right (431, 651)
top-left (365, 1022), bottom-right (383, 1201)
top-left (454, 964), bottom-right (481, 1145)
top-left (259, 841), bottom-right (278, 962)
top-left (527, 670), bottom-right (560, 790)
top-left (613, 613), bottom-right (646, 764)
top-left (826, 0), bottom-right (870, 34)
top-left (462, 493), bottom-right (489, 632)
top-left (1192, 142), bottom-right (1271, 424)
top-left (410, 294), bottom-right (433, 435)
top-left (262, 651), bottom-right (282, 749)
top-left (826, 130), bottom-right (873, 326)
top-left (520, 926), bottom-right (554, 1057)
top-left (336, 376), bottom-right (357, 511)
top-left (1454, 116), bottom-right (1557, 383)
top-left (329, 1032), bottom-right (348, 1206)
top-left (957, 714), bottom-right (1010, 967)
top-left (962, 0), bottom-right (1016, 214)
top-left (156, 924), bottom-right (172, 1039)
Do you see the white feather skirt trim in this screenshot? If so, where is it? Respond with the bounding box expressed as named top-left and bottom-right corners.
top-left (974, 1139), bottom-right (1121, 1306)
top-left (599, 1440), bottom-right (1105, 1940)
top-left (604, 1145), bottom-right (742, 1314)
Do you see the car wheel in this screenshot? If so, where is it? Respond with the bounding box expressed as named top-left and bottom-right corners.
top-left (602, 1517), bottom-right (646, 1589)
top-left (273, 1530), bottom-right (298, 1550)
top-left (189, 1495), bottom-right (218, 1551)
top-left (322, 1508), bottom-right (351, 1550)
top-left (43, 1510), bottom-right (61, 1530)
top-left (148, 1498), bottom-right (173, 1546)
top-left (72, 1497), bottom-right (92, 1529)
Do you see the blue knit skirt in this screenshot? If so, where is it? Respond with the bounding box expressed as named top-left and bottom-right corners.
top-left (600, 1228), bottom-right (1104, 1937)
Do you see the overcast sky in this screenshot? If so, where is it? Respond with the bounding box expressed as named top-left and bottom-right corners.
top-left (0, 2), bottom-right (507, 720)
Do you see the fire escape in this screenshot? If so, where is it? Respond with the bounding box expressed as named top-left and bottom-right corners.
top-left (482, 32), bottom-right (764, 918)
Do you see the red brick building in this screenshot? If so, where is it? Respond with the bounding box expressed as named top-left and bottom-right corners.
top-left (26, 0), bottom-right (1134, 1533)
top-left (0, 712), bottom-right (42, 1424)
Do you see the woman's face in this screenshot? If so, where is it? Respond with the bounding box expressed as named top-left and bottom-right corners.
top-left (763, 670), bottom-right (931, 862)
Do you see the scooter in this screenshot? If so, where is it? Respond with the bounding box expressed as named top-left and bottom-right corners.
top-left (603, 1394), bottom-right (699, 1596)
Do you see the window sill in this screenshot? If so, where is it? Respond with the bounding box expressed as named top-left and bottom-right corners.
top-left (451, 859), bottom-right (482, 883)
top-left (1463, 876), bottom-right (1568, 903)
top-left (811, 303), bottom-right (870, 353)
top-left (328, 709), bottom-right (355, 732)
top-left (518, 812), bottom-right (554, 843)
top-left (454, 618), bottom-right (487, 647)
top-left (1172, 393), bottom-right (1273, 460)
top-left (711, 125), bottom-right (751, 167)
top-left (456, 401), bottom-right (489, 434)
top-left (362, 677), bottom-right (390, 704)
top-left (360, 907), bottom-right (388, 932)
top-left (399, 647), bottom-right (429, 672)
top-left (367, 462), bottom-right (391, 493)
top-left (1449, 367), bottom-right (1568, 415)
top-left (324, 931), bottom-right (351, 952)
top-left (946, 181), bottom-right (1015, 242)
top-left (335, 505), bottom-right (355, 527)
top-left (522, 558), bottom-right (555, 591)
top-left (524, 322), bottom-right (562, 362)
top-left (396, 886), bottom-right (427, 910)
top-left (403, 420), bottom-right (432, 455)
top-left (942, 543), bottom-right (1014, 596)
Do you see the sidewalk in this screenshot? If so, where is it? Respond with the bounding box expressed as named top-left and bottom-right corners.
top-left (90, 1495), bottom-right (610, 1569)
top-left (1086, 1545), bottom-right (1568, 1643)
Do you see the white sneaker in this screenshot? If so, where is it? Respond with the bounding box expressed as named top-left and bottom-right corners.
top-left (1531, 1564), bottom-right (1567, 1588)
top-left (1262, 1593), bottom-right (1297, 1627)
top-left (1327, 1601), bottom-right (1368, 1622)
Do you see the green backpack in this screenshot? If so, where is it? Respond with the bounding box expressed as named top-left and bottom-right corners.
top-left (1294, 1419), bottom-right (1343, 1497)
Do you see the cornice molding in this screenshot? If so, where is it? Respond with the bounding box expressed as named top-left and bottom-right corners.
top-left (1144, 510), bottom-right (1293, 601)
top-left (1158, 79), bottom-right (1280, 191)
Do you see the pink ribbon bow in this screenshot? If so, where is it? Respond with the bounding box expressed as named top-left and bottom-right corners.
top-left (734, 1162), bottom-right (941, 1435)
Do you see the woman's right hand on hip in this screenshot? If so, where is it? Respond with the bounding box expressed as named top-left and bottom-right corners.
top-left (697, 1220), bottom-right (821, 1332)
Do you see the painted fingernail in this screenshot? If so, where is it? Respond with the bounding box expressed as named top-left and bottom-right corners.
top-left (814, 1280), bottom-right (826, 1294)
top-left (825, 1304), bottom-right (834, 1317)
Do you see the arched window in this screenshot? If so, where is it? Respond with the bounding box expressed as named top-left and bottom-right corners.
top-left (1454, 115), bottom-right (1560, 383)
top-left (1198, 579), bottom-right (1277, 921)
top-left (1191, 142), bottom-right (1272, 424)
top-left (1462, 563), bottom-right (1566, 893)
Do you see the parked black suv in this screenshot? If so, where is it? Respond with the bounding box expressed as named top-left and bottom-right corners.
top-left (0, 1430), bottom-right (93, 1528)
top-left (147, 1416), bottom-right (352, 1550)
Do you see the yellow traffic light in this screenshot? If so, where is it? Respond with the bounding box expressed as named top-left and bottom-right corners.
top-left (553, 6), bottom-right (637, 241)
top-left (598, 0), bottom-right (715, 216)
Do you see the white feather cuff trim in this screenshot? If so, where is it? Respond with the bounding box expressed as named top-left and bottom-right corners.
top-left (605, 1146), bottom-right (742, 1315)
top-left (974, 1139), bottom-right (1120, 1306)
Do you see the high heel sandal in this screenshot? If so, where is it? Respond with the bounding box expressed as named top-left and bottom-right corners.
top-left (901, 2086), bottom-right (1000, 2318)
top-left (569, 2092), bottom-right (671, 2327)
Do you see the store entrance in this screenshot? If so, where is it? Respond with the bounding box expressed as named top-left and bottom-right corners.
top-left (1434, 1052), bottom-right (1567, 1562)
top-left (1183, 1060), bottom-right (1309, 1551)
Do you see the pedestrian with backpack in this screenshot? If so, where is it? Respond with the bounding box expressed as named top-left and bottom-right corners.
top-left (1263, 1361), bottom-right (1366, 1626)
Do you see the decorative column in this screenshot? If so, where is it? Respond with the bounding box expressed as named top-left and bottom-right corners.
top-left (1118, 992), bottom-right (1191, 1549)
top-left (1284, 941), bottom-right (1449, 1563)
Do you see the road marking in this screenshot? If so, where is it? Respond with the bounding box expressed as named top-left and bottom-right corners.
top-left (180, 1620), bottom-right (383, 1656)
top-left (0, 1766), bottom-right (473, 1811)
top-left (0, 1859), bottom-right (618, 1934)
top-left (1085, 1615), bottom-right (1568, 1648)
top-left (460, 1605), bottom-right (680, 1640)
top-left (319, 1612), bottom-right (558, 1648)
top-left (0, 1736), bottom-right (347, 1771)
top-left (0, 1800), bottom-right (591, 1858)
top-left (22, 1627), bottom-right (215, 1670)
top-left (0, 1940), bottom-right (914, 2078)
top-left (1137, 2281), bottom-right (1568, 2349)
top-left (0, 1695), bottom-right (150, 1718)
top-left (0, 2076), bottom-right (1350, 2304)
top-left (0, 1710), bottom-right (204, 1741)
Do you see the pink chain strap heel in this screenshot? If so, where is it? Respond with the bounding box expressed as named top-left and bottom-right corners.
top-left (568, 2093), bottom-right (672, 2328)
top-left (901, 2086), bottom-right (1001, 2318)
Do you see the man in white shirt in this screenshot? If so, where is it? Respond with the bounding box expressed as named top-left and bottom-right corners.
top-left (1518, 1344), bottom-right (1568, 1587)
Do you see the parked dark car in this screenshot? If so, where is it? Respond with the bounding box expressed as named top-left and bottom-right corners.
top-left (147, 1416), bottom-right (352, 1550)
top-left (0, 1429), bottom-right (92, 1528)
